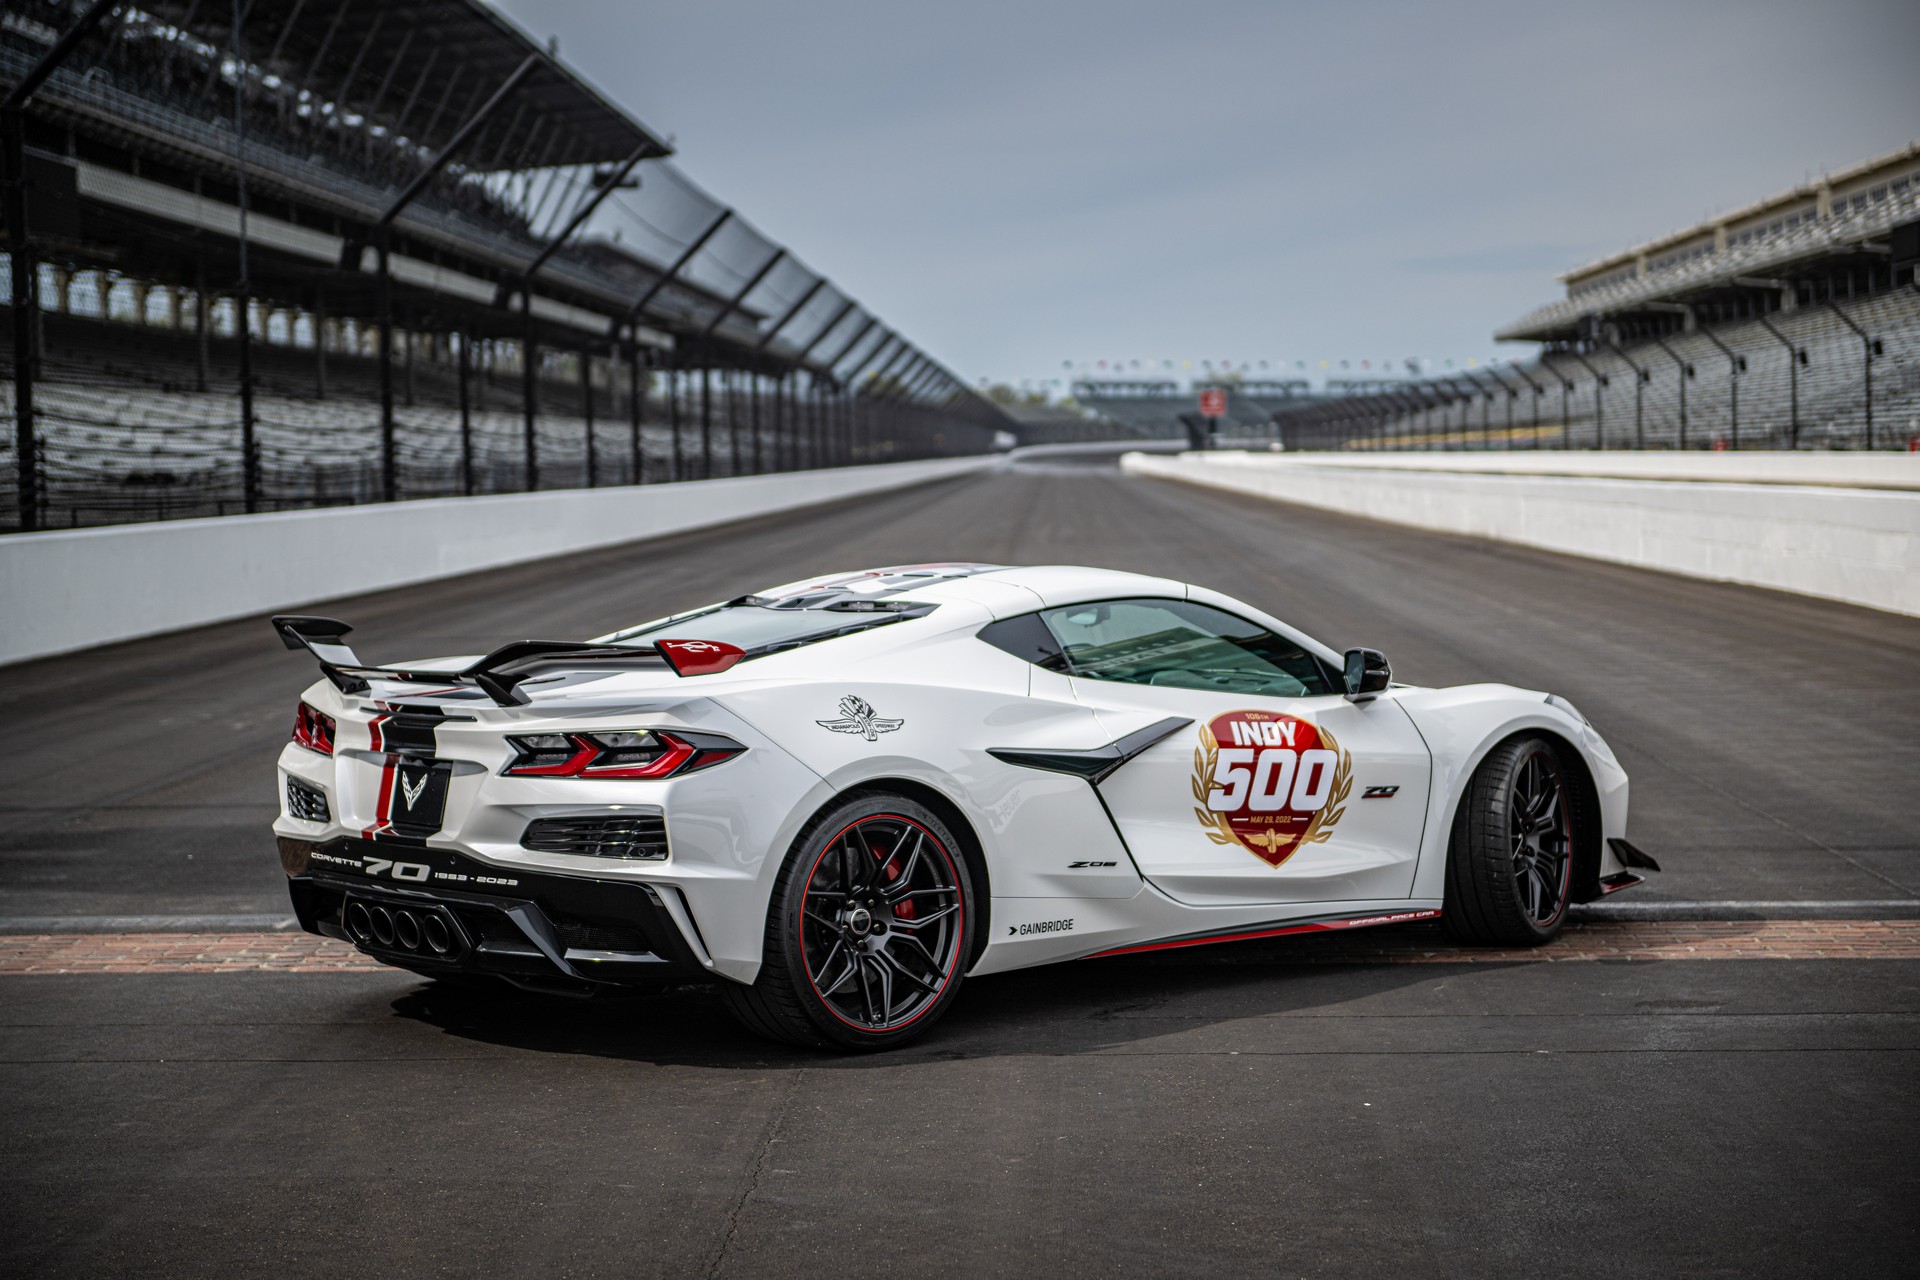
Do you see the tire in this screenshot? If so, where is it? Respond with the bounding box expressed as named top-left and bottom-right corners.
top-left (720, 791), bottom-right (975, 1051)
top-left (1443, 735), bottom-right (1576, 946)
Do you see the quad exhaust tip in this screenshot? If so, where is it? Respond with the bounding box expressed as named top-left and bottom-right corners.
top-left (346, 900), bottom-right (463, 959)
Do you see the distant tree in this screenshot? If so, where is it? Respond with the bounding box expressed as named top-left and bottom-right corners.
top-left (863, 373), bottom-right (916, 397)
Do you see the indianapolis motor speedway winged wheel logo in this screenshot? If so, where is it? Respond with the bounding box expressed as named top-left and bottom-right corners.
top-left (816, 695), bottom-right (904, 742)
top-left (1191, 710), bottom-right (1351, 868)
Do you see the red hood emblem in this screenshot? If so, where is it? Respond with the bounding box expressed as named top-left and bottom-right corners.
top-left (654, 639), bottom-right (746, 676)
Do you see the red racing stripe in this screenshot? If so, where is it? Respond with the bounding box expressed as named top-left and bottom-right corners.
top-left (362, 758), bottom-right (398, 840)
top-left (1087, 908), bottom-right (1442, 959)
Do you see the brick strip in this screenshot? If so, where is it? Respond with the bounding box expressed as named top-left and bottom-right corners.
top-left (1, 920), bottom-right (1918, 975)
top-left (0, 933), bottom-right (385, 974)
top-left (1248, 919), bottom-right (1920, 965)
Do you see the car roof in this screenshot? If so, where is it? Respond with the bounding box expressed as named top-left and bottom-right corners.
top-left (751, 563), bottom-right (1193, 615)
top-left (586, 563), bottom-right (1341, 679)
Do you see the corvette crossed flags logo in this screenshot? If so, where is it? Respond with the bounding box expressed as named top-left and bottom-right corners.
top-left (399, 770), bottom-right (429, 811)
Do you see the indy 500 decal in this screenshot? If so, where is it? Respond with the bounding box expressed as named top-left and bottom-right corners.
top-left (1191, 710), bottom-right (1351, 868)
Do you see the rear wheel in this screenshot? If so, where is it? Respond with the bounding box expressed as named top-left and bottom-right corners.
top-left (721, 791), bottom-right (974, 1051)
top-left (1443, 735), bottom-right (1575, 945)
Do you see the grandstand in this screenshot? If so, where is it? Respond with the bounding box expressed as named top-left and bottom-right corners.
top-left (1072, 379), bottom-right (1324, 445)
top-left (0, 0), bottom-right (1009, 531)
top-left (1267, 142), bottom-right (1920, 451)
top-left (989, 398), bottom-right (1102, 446)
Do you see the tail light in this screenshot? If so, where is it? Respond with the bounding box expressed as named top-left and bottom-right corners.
top-left (293, 702), bottom-right (336, 755)
top-left (503, 730), bottom-right (743, 779)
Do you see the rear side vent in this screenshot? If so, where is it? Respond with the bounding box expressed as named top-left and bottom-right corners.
top-left (522, 813), bottom-right (668, 860)
top-left (287, 777), bottom-right (330, 823)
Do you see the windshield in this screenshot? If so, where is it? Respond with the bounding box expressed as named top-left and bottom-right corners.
top-left (1039, 598), bottom-right (1335, 698)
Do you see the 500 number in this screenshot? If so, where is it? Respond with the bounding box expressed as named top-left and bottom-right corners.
top-left (1206, 747), bottom-right (1339, 813)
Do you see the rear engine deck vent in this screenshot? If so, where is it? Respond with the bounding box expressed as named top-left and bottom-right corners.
top-left (522, 813), bottom-right (668, 860)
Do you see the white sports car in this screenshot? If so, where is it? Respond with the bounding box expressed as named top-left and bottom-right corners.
top-left (271, 563), bottom-right (1657, 1050)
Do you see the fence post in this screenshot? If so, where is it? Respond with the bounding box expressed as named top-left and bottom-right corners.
top-left (725, 367), bottom-right (740, 476)
top-left (749, 370), bottom-right (763, 475)
top-left (229, 0), bottom-right (258, 513)
top-left (1753, 315), bottom-right (1800, 448)
top-left (667, 359), bottom-right (683, 483)
top-left (237, 291), bottom-right (256, 512)
top-left (376, 232), bottom-right (399, 498)
top-left (1564, 351), bottom-right (1610, 450)
top-left (520, 293), bottom-right (539, 489)
top-left (3, 0), bottom-right (120, 531)
top-left (768, 370), bottom-right (783, 475)
top-left (313, 289), bottom-right (327, 399)
top-left (1650, 338), bottom-right (1689, 448)
top-left (1696, 324), bottom-right (1742, 450)
top-left (457, 332), bottom-right (474, 495)
top-left (628, 343), bottom-right (645, 485)
top-left (1824, 298), bottom-right (1874, 449)
top-left (5, 109), bottom-right (39, 531)
top-left (699, 363), bottom-right (713, 480)
top-left (581, 347), bottom-right (596, 488)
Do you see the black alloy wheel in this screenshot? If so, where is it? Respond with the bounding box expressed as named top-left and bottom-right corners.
top-left (722, 791), bottom-right (974, 1050)
top-left (1508, 750), bottom-right (1573, 927)
top-left (1443, 735), bottom-right (1577, 945)
top-left (798, 813), bottom-right (964, 1032)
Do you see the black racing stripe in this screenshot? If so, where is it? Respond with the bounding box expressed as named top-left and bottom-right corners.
top-left (381, 716), bottom-right (440, 756)
top-left (376, 704), bottom-right (453, 757)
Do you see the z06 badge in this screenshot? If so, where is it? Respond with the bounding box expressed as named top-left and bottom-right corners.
top-left (1192, 710), bottom-right (1352, 868)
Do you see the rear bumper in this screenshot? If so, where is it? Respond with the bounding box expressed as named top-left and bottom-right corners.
top-left (281, 836), bottom-right (709, 990)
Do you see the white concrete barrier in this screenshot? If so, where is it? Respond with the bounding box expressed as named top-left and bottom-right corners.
top-left (0, 457), bottom-right (995, 666)
top-left (1005, 439), bottom-right (1184, 461)
top-left (1122, 451), bottom-right (1920, 617)
top-left (1173, 450), bottom-right (1920, 490)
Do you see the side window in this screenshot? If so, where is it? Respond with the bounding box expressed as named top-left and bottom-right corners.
top-left (976, 613), bottom-right (1069, 672)
top-left (1035, 598), bottom-right (1334, 698)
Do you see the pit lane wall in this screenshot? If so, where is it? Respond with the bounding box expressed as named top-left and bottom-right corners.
top-left (1120, 451), bottom-right (1920, 617)
top-left (0, 456), bottom-right (997, 666)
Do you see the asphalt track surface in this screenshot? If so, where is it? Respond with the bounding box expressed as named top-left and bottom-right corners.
top-left (4, 451), bottom-right (1917, 1276)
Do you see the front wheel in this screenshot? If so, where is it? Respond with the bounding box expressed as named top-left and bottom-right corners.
top-left (1443, 735), bottom-right (1576, 945)
top-left (721, 792), bottom-right (974, 1051)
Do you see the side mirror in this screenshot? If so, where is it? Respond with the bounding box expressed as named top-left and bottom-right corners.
top-left (1343, 648), bottom-right (1391, 702)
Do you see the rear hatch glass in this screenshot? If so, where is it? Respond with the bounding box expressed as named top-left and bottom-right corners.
top-left (597, 599), bottom-right (933, 657)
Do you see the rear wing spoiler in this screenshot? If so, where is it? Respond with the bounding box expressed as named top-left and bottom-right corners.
top-left (270, 616), bottom-right (743, 706)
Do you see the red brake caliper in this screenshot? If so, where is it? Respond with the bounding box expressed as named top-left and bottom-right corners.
top-left (878, 839), bottom-right (916, 920)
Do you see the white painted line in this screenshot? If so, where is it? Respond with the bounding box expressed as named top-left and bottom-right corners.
top-left (1573, 899), bottom-right (1920, 921)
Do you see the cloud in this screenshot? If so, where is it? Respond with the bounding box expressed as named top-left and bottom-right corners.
top-left (499, 0), bottom-right (1920, 385)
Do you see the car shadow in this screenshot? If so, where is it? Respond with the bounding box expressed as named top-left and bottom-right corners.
top-left (385, 923), bottom-right (1542, 1068)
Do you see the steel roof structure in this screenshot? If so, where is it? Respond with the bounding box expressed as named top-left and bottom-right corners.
top-left (1498, 186), bottom-right (1920, 343)
top-left (139, 0), bottom-right (669, 170)
top-left (1, 0), bottom-right (1006, 529)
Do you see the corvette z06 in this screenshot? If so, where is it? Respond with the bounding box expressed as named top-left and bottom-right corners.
top-left (271, 563), bottom-right (1656, 1050)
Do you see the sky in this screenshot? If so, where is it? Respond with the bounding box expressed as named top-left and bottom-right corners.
top-left (498, 0), bottom-right (1918, 394)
